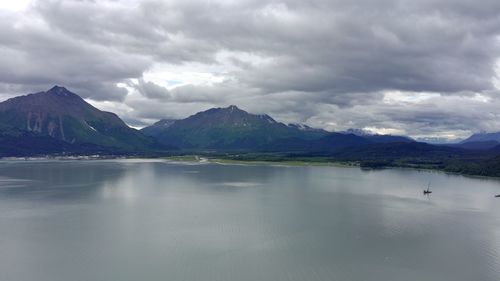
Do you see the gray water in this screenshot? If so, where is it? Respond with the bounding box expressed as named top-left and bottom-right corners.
top-left (0, 159), bottom-right (499, 281)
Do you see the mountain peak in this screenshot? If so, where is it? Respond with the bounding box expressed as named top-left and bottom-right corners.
top-left (48, 85), bottom-right (66, 91)
top-left (288, 123), bottom-right (316, 131)
top-left (46, 85), bottom-right (78, 98)
top-left (219, 105), bottom-right (245, 113)
top-left (344, 128), bottom-right (372, 136)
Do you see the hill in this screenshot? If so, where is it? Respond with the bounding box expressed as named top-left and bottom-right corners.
top-left (141, 105), bottom-right (330, 150)
top-left (0, 86), bottom-right (156, 155)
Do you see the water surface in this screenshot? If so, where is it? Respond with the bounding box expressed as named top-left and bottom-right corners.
top-left (0, 159), bottom-right (499, 281)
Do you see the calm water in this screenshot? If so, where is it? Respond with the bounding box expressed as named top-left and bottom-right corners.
top-left (0, 159), bottom-right (499, 281)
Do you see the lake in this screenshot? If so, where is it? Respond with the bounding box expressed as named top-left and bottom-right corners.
top-left (0, 159), bottom-right (499, 281)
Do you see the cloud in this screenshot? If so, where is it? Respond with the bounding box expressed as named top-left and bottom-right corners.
top-left (133, 79), bottom-right (171, 101)
top-left (0, 0), bottom-right (499, 139)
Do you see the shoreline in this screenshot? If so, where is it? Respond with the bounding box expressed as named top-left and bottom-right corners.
top-left (159, 156), bottom-right (500, 181)
top-left (2, 154), bottom-right (500, 181)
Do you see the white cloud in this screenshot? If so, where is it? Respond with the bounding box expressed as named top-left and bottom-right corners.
top-left (142, 62), bottom-right (228, 90)
top-left (0, 0), bottom-right (31, 11)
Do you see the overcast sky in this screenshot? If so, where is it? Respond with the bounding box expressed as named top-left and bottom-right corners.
top-left (1, 0), bottom-right (499, 141)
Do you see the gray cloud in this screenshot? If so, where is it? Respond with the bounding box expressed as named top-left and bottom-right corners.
top-left (133, 79), bottom-right (171, 101)
top-left (0, 0), bottom-right (499, 139)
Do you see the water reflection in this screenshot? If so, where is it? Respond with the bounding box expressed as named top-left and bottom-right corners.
top-left (0, 159), bottom-right (499, 281)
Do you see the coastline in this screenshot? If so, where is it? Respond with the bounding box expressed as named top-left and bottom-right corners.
top-left (2, 154), bottom-right (499, 181)
top-left (159, 155), bottom-right (500, 180)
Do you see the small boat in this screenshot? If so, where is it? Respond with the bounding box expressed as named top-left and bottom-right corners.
top-left (423, 182), bottom-right (432, 194)
top-left (495, 195), bottom-right (500, 198)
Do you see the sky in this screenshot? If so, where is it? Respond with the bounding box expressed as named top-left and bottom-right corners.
top-left (0, 0), bottom-right (499, 141)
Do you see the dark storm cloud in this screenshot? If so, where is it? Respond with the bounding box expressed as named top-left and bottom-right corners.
top-left (133, 79), bottom-right (171, 100)
top-left (0, 0), bottom-right (499, 138)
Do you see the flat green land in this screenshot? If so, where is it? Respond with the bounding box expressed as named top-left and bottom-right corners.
top-left (158, 152), bottom-right (500, 179)
top-left (161, 155), bottom-right (353, 167)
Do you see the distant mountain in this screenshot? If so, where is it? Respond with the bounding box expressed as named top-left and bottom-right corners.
top-left (449, 132), bottom-right (500, 150)
top-left (461, 132), bottom-right (500, 144)
top-left (0, 86), bottom-right (155, 154)
top-left (343, 128), bottom-right (414, 143)
top-left (332, 141), bottom-right (465, 160)
top-left (416, 137), bottom-right (462, 144)
top-left (261, 132), bottom-right (372, 153)
top-left (141, 119), bottom-right (178, 137)
top-left (446, 140), bottom-right (500, 150)
top-left (142, 106), bottom-right (417, 152)
top-left (343, 128), bottom-right (372, 136)
top-left (363, 134), bottom-right (414, 143)
top-left (141, 105), bottom-right (329, 150)
top-left (309, 132), bottom-right (373, 152)
top-left (287, 123), bottom-right (325, 132)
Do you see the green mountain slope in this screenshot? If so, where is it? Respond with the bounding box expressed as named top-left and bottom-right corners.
top-left (142, 105), bottom-right (329, 150)
top-left (0, 86), bottom-right (154, 152)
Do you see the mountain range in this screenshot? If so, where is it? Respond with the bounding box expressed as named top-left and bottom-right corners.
top-left (139, 105), bottom-right (414, 152)
top-left (0, 86), bottom-right (499, 171)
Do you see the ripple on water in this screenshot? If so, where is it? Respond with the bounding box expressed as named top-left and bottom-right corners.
top-left (220, 182), bottom-right (261, 187)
